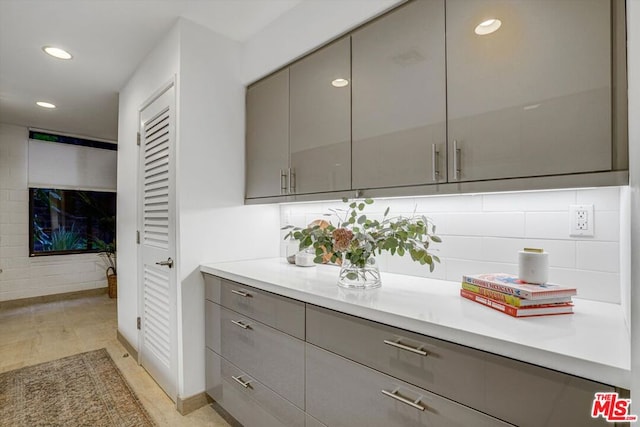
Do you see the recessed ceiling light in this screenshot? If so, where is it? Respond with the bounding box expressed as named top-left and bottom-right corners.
top-left (36, 101), bottom-right (56, 109)
top-left (42, 46), bottom-right (73, 60)
top-left (474, 18), bottom-right (502, 36)
top-left (331, 78), bottom-right (349, 88)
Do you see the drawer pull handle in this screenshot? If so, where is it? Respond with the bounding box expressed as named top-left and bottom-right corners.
top-left (381, 389), bottom-right (426, 411)
top-left (383, 339), bottom-right (428, 356)
top-left (232, 375), bottom-right (252, 389)
top-left (231, 289), bottom-right (251, 297)
top-left (231, 320), bottom-right (251, 329)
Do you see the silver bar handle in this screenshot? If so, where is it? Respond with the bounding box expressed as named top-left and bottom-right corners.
top-left (453, 139), bottom-right (461, 180)
top-left (383, 339), bottom-right (428, 356)
top-left (288, 167), bottom-right (295, 194)
top-left (155, 258), bottom-right (174, 268)
top-left (381, 389), bottom-right (426, 411)
top-left (232, 375), bottom-right (251, 388)
top-left (231, 289), bottom-right (251, 297)
top-left (431, 144), bottom-right (440, 182)
top-left (231, 320), bottom-right (250, 329)
top-left (280, 169), bottom-right (287, 195)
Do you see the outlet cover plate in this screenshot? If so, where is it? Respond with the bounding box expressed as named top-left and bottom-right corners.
top-left (569, 204), bottom-right (594, 237)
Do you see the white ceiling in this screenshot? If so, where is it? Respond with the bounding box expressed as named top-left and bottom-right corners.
top-left (0, 0), bottom-right (302, 141)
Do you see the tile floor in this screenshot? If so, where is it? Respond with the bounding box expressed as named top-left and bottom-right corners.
top-left (0, 292), bottom-right (230, 426)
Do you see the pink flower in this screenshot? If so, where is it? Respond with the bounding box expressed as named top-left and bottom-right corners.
top-left (332, 228), bottom-right (354, 252)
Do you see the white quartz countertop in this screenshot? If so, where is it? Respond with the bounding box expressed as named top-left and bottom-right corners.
top-left (200, 257), bottom-right (630, 389)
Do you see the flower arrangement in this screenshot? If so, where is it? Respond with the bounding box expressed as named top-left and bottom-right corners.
top-left (282, 198), bottom-right (441, 288)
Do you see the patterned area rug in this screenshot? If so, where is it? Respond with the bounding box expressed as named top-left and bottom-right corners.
top-left (0, 348), bottom-right (155, 427)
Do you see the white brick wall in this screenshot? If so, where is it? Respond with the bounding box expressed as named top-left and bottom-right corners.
top-left (0, 123), bottom-right (108, 302)
top-left (281, 186), bottom-right (626, 304)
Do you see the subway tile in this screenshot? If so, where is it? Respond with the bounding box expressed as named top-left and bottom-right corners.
top-left (481, 237), bottom-right (576, 268)
top-left (379, 198), bottom-right (419, 216)
top-left (444, 259), bottom-right (518, 283)
top-left (3, 257), bottom-right (29, 269)
top-left (525, 212), bottom-right (569, 239)
top-left (0, 268), bottom-right (29, 280)
top-left (8, 190), bottom-right (27, 202)
top-left (8, 212), bottom-right (28, 224)
top-left (414, 194), bottom-right (483, 213)
top-left (0, 234), bottom-right (27, 247)
top-left (435, 236), bottom-right (483, 261)
top-left (445, 212), bottom-right (525, 237)
top-left (482, 190), bottom-right (575, 212)
top-left (576, 241), bottom-right (619, 273)
top-left (550, 268), bottom-right (619, 304)
top-left (383, 253), bottom-right (446, 280)
top-left (576, 187), bottom-right (620, 211)
top-left (592, 211), bottom-right (620, 242)
top-left (0, 246), bottom-right (27, 258)
top-left (0, 223), bottom-right (28, 235)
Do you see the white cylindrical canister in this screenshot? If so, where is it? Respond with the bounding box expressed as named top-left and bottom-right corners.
top-left (518, 248), bottom-right (549, 284)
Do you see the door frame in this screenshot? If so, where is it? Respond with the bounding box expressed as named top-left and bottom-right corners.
top-left (136, 76), bottom-right (179, 400)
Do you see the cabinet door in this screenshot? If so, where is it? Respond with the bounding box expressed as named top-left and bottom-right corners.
top-left (246, 69), bottom-right (289, 198)
top-left (219, 305), bottom-right (305, 409)
top-left (206, 349), bottom-right (305, 427)
top-left (352, 0), bottom-right (446, 189)
top-left (446, 0), bottom-right (612, 182)
top-left (290, 37), bottom-right (351, 194)
top-left (306, 343), bottom-right (511, 427)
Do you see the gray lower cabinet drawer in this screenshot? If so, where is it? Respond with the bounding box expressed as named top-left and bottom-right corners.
top-left (306, 304), bottom-right (486, 409)
top-left (306, 343), bottom-right (512, 427)
top-left (204, 274), bottom-right (305, 339)
top-left (306, 304), bottom-right (615, 427)
top-left (218, 303), bottom-right (305, 409)
top-left (483, 351), bottom-right (615, 427)
top-left (206, 348), bottom-right (305, 427)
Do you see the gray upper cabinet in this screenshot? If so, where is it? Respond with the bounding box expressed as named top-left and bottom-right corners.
top-left (352, 0), bottom-right (447, 189)
top-left (289, 37), bottom-right (351, 194)
top-left (245, 0), bottom-right (625, 203)
top-left (446, 0), bottom-right (612, 182)
top-left (245, 69), bottom-right (289, 199)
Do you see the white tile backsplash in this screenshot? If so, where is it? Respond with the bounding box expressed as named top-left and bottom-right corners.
top-left (577, 187), bottom-right (620, 210)
top-left (592, 211), bottom-right (620, 242)
top-left (525, 212), bottom-right (570, 239)
top-left (576, 241), bottom-right (620, 273)
top-left (483, 190), bottom-right (575, 212)
top-left (280, 187), bottom-right (626, 304)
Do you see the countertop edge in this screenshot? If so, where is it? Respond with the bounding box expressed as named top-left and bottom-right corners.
top-left (200, 262), bottom-right (631, 389)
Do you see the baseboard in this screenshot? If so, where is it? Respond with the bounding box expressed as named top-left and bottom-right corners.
top-left (116, 329), bottom-right (139, 361)
top-left (209, 400), bottom-right (242, 427)
top-left (0, 287), bottom-right (108, 309)
top-left (177, 392), bottom-right (209, 415)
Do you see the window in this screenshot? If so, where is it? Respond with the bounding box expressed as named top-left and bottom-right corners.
top-left (29, 188), bottom-right (116, 256)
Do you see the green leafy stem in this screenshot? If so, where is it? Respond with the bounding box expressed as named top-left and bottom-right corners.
top-left (282, 198), bottom-right (442, 271)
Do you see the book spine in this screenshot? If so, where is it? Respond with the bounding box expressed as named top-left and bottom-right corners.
top-left (462, 276), bottom-right (532, 299)
top-left (461, 282), bottom-right (522, 307)
top-left (460, 289), bottom-right (519, 317)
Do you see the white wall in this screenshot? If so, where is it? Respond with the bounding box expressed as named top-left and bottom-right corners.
top-left (117, 24), bottom-right (180, 349)
top-left (241, 0), bottom-right (403, 83)
top-left (282, 187), bottom-right (624, 304)
top-left (118, 18), bottom-right (280, 400)
top-left (0, 123), bottom-right (108, 301)
top-left (175, 18), bottom-right (279, 399)
top-left (627, 0), bottom-right (640, 402)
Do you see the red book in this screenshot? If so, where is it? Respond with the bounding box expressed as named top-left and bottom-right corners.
top-left (460, 289), bottom-right (573, 317)
top-left (462, 273), bottom-right (577, 300)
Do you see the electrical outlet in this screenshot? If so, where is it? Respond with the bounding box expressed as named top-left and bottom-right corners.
top-left (569, 204), bottom-right (594, 237)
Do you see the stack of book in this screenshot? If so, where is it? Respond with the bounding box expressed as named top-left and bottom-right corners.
top-left (460, 273), bottom-right (577, 318)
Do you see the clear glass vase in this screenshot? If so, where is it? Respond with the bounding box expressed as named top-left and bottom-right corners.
top-left (337, 255), bottom-right (381, 289)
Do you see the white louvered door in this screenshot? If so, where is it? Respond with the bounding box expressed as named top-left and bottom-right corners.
top-left (138, 83), bottom-right (177, 401)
